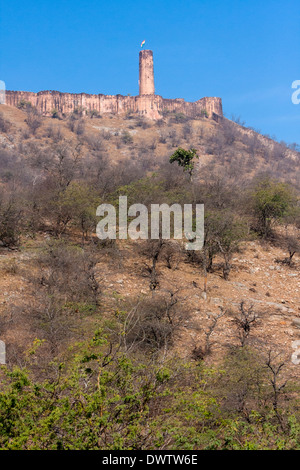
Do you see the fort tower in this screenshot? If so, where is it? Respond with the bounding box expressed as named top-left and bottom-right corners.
top-left (5, 49), bottom-right (223, 120)
top-left (139, 49), bottom-right (155, 95)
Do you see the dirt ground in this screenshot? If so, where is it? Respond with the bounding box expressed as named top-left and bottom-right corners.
top-left (2, 232), bottom-right (298, 377)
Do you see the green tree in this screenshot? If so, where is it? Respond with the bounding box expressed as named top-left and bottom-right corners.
top-left (51, 108), bottom-right (60, 119)
top-left (202, 211), bottom-right (248, 280)
top-left (169, 147), bottom-right (199, 181)
top-left (251, 178), bottom-right (296, 238)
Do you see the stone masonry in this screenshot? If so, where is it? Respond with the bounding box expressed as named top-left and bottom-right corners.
top-left (5, 50), bottom-right (223, 121)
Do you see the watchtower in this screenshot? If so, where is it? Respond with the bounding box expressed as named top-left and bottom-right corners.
top-left (139, 50), bottom-right (155, 95)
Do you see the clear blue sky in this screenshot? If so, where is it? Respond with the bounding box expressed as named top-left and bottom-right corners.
top-left (0, 0), bottom-right (299, 144)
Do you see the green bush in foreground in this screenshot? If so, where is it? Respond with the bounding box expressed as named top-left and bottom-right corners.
top-left (0, 333), bottom-right (299, 450)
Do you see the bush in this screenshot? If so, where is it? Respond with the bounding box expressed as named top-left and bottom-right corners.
top-left (17, 99), bottom-right (32, 110)
top-left (25, 108), bottom-right (42, 135)
top-left (0, 199), bottom-right (22, 248)
top-left (114, 294), bottom-right (188, 351)
top-left (51, 109), bottom-right (61, 119)
top-left (0, 114), bottom-right (11, 133)
top-left (251, 178), bottom-right (296, 238)
top-left (121, 130), bottom-right (133, 144)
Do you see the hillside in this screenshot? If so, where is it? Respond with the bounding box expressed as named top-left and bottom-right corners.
top-left (0, 103), bottom-right (299, 449)
top-left (0, 103), bottom-right (299, 357)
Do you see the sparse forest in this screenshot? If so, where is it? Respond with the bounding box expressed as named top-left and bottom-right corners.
top-left (0, 104), bottom-right (299, 449)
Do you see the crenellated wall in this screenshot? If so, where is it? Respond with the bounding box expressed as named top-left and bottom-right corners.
top-left (5, 90), bottom-right (223, 120)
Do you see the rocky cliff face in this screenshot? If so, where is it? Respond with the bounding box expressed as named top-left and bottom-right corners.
top-left (5, 90), bottom-right (223, 120)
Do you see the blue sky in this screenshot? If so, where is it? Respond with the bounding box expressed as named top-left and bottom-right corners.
top-left (0, 0), bottom-right (299, 144)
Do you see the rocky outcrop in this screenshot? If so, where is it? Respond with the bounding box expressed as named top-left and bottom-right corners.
top-left (5, 90), bottom-right (223, 121)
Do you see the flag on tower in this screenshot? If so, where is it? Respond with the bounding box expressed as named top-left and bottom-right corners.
top-left (141, 40), bottom-right (146, 48)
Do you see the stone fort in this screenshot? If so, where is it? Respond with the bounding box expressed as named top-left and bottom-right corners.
top-left (5, 50), bottom-right (223, 121)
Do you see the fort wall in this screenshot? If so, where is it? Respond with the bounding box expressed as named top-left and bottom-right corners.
top-left (5, 90), bottom-right (222, 120)
top-left (5, 49), bottom-right (223, 120)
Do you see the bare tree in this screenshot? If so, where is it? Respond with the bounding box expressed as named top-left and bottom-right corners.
top-left (265, 350), bottom-right (288, 430)
top-left (115, 291), bottom-right (189, 353)
top-left (204, 308), bottom-right (226, 355)
top-left (0, 113), bottom-right (11, 133)
top-left (192, 307), bottom-right (226, 359)
top-left (25, 107), bottom-right (42, 135)
top-left (285, 235), bottom-right (299, 266)
top-left (141, 239), bottom-right (166, 292)
top-left (160, 241), bottom-right (181, 270)
top-left (234, 301), bottom-right (258, 347)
